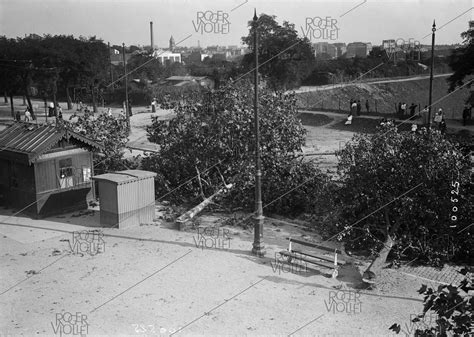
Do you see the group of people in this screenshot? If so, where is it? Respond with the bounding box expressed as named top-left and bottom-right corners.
top-left (397, 102), bottom-right (418, 118)
top-left (15, 106), bottom-right (33, 122)
top-left (349, 99), bottom-right (371, 116)
top-left (416, 105), bottom-right (447, 133)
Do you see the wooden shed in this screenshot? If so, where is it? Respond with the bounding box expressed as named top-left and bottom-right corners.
top-left (0, 122), bottom-right (102, 218)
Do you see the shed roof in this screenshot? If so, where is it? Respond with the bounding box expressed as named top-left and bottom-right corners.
top-left (0, 122), bottom-right (102, 164)
top-left (91, 173), bottom-right (137, 185)
top-left (118, 170), bottom-right (157, 180)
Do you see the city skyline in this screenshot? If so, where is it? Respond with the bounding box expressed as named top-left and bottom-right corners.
top-left (1, 0), bottom-right (473, 49)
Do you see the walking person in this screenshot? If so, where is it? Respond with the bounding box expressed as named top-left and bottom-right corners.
top-left (365, 99), bottom-right (370, 114)
top-left (356, 100), bottom-right (362, 116)
top-left (398, 102), bottom-right (402, 117)
top-left (15, 110), bottom-right (21, 122)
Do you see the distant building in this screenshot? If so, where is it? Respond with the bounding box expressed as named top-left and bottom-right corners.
top-left (313, 42), bottom-right (337, 59)
top-left (0, 123), bottom-right (102, 218)
top-left (346, 42), bottom-right (372, 58)
top-left (332, 43), bottom-right (347, 58)
top-left (152, 49), bottom-right (181, 65)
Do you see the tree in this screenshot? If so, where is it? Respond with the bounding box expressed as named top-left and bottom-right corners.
top-left (328, 123), bottom-right (472, 281)
top-left (142, 80), bottom-right (330, 215)
top-left (447, 28), bottom-right (474, 97)
top-left (0, 35), bottom-right (110, 114)
top-left (241, 14), bottom-right (315, 90)
top-left (63, 113), bottom-right (138, 174)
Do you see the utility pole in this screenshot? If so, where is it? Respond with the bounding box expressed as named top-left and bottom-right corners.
top-left (251, 9), bottom-right (265, 257)
top-left (122, 43), bottom-right (130, 126)
top-left (108, 42), bottom-right (114, 92)
top-left (428, 20), bottom-right (436, 129)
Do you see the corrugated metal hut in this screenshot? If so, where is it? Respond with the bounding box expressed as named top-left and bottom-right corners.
top-left (0, 122), bottom-right (102, 218)
top-left (92, 170), bottom-right (156, 228)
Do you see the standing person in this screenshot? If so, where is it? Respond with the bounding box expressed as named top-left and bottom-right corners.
top-left (15, 110), bottom-right (21, 122)
top-left (365, 99), bottom-right (370, 114)
top-left (351, 100), bottom-right (357, 116)
top-left (349, 99), bottom-right (354, 113)
top-left (462, 105), bottom-right (469, 126)
top-left (409, 103), bottom-right (417, 118)
top-left (434, 108), bottom-right (443, 127)
top-left (151, 98), bottom-right (157, 113)
top-left (48, 102), bottom-right (55, 117)
top-left (401, 102), bottom-right (407, 117)
top-left (398, 102), bottom-right (402, 117)
top-left (128, 99), bottom-right (133, 116)
top-left (24, 106), bottom-right (31, 122)
top-left (56, 103), bottom-right (63, 120)
top-left (356, 100), bottom-right (362, 116)
top-left (439, 117), bottom-right (447, 134)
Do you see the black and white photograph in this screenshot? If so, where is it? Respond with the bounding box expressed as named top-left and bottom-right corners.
top-left (0, 0), bottom-right (473, 336)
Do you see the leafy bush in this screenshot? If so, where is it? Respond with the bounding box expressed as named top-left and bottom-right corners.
top-left (390, 267), bottom-right (473, 336)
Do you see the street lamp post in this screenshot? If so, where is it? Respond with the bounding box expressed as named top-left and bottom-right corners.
top-left (122, 43), bottom-right (130, 126)
top-left (428, 20), bottom-right (436, 129)
top-left (251, 9), bottom-right (266, 257)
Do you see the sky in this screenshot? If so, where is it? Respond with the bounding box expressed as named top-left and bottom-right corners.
top-left (0, 0), bottom-right (473, 48)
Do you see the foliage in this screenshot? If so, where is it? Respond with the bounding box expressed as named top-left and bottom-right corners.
top-left (0, 35), bottom-right (109, 113)
top-left (142, 80), bottom-right (330, 214)
top-left (390, 267), bottom-right (473, 336)
top-left (327, 122), bottom-right (472, 264)
top-left (62, 112), bottom-right (139, 174)
top-left (447, 28), bottom-right (474, 94)
top-left (241, 14), bottom-right (315, 90)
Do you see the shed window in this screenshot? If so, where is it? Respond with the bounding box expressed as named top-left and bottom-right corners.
top-left (59, 158), bottom-right (74, 188)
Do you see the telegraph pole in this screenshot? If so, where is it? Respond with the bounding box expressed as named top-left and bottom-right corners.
top-left (122, 43), bottom-right (130, 126)
top-left (251, 9), bottom-right (265, 257)
top-left (428, 20), bottom-right (436, 129)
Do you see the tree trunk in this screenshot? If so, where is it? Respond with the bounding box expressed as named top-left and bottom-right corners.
top-left (4, 91), bottom-right (8, 103)
top-left (66, 86), bottom-right (73, 110)
top-left (176, 184), bottom-right (233, 231)
top-left (9, 92), bottom-right (14, 118)
top-left (25, 91), bottom-right (35, 119)
top-left (362, 209), bottom-right (399, 284)
top-left (91, 87), bottom-right (97, 113)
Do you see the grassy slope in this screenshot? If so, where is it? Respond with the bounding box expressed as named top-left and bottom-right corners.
top-left (297, 76), bottom-right (471, 120)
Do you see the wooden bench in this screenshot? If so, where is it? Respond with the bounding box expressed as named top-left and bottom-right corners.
top-left (279, 237), bottom-right (345, 278)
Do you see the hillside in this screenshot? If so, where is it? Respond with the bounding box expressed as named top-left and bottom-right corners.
top-left (296, 76), bottom-right (471, 120)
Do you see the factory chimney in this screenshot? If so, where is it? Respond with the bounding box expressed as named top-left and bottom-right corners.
top-left (150, 21), bottom-right (154, 51)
